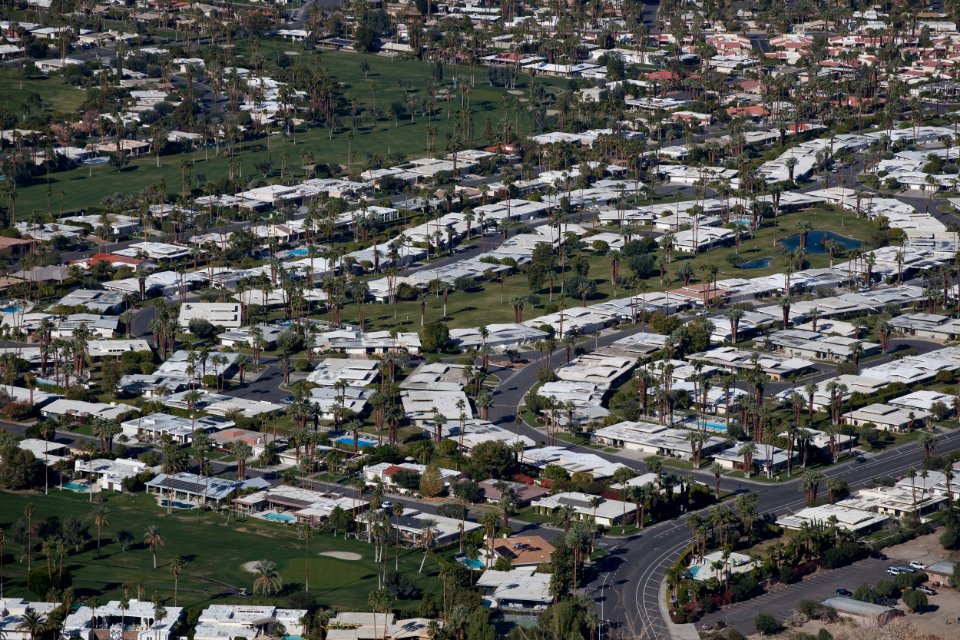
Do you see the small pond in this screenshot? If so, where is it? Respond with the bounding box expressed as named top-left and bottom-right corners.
top-left (737, 256), bottom-right (772, 269)
top-left (781, 230), bottom-right (861, 254)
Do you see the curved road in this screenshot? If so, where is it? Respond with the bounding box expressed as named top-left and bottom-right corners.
top-left (482, 330), bottom-right (960, 639)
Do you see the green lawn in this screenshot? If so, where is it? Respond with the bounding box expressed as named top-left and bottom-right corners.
top-left (0, 68), bottom-right (87, 116)
top-left (14, 50), bottom-right (562, 214)
top-left (308, 205), bottom-right (878, 332)
top-left (0, 489), bottom-right (441, 613)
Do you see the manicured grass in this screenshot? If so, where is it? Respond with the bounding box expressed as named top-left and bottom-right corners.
top-left (14, 50), bottom-right (562, 214)
top-left (0, 489), bottom-right (441, 611)
top-left (513, 507), bottom-right (556, 525)
top-left (308, 205), bottom-right (878, 332)
top-left (0, 68), bottom-right (87, 115)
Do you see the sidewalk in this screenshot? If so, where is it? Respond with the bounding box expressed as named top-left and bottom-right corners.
top-left (659, 579), bottom-right (701, 640)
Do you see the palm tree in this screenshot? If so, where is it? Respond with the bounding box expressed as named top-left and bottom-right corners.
top-left (252, 559), bottom-right (283, 595)
top-left (800, 470), bottom-right (824, 506)
top-left (418, 519), bottom-right (437, 574)
top-left (169, 555), bottom-right (186, 605)
top-left (368, 588), bottom-right (392, 640)
top-left (919, 432), bottom-right (938, 460)
top-left (91, 500), bottom-right (109, 558)
top-left (16, 609), bottom-right (47, 640)
top-left (143, 525), bottom-right (164, 569)
top-left (24, 504), bottom-right (35, 572)
top-left (737, 442), bottom-right (757, 478)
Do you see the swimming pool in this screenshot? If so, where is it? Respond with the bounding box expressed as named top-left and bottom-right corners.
top-left (0, 305), bottom-right (22, 314)
top-left (288, 248), bottom-right (309, 257)
top-left (263, 512), bottom-right (297, 523)
top-left (334, 435), bottom-right (378, 448)
top-left (160, 500), bottom-right (196, 510)
top-left (456, 555), bottom-right (485, 570)
top-left (688, 566), bottom-right (701, 578)
top-left (697, 421), bottom-right (728, 433)
top-left (63, 481), bottom-right (89, 492)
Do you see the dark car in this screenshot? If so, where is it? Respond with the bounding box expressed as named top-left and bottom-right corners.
top-left (835, 588), bottom-right (853, 597)
top-left (855, 457), bottom-right (866, 463)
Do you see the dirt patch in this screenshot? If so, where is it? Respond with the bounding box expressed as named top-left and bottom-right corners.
top-left (319, 551), bottom-right (362, 561)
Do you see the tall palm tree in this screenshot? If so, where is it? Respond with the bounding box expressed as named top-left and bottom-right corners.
top-left (143, 525), bottom-right (164, 569)
top-left (169, 555), bottom-right (186, 605)
top-left (91, 500), bottom-right (109, 558)
top-left (24, 504), bottom-right (35, 572)
top-left (418, 519), bottom-right (437, 574)
top-left (252, 560), bottom-right (283, 595)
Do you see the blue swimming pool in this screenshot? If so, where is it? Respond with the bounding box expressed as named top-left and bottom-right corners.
top-left (456, 555), bottom-right (485, 570)
top-left (0, 305), bottom-right (22, 314)
top-left (697, 421), bottom-right (728, 433)
top-left (688, 566), bottom-right (701, 578)
top-left (781, 230), bottom-right (861, 254)
top-left (334, 435), bottom-right (378, 448)
top-left (63, 481), bottom-right (89, 492)
top-left (288, 248), bottom-right (309, 257)
top-left (263, 512), bottom-right (297, 523)
top-left (160, 500), bottom-right (196, 510)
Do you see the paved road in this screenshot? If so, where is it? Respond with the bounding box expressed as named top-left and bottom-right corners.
top-left (698, 557), bottom-right (892, 633)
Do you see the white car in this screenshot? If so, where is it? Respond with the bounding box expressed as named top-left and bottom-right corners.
top-left (909, 561), bottom-right (927, 570)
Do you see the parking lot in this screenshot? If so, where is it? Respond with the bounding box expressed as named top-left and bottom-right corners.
top-left (697, 557), bottom-right (893, 634)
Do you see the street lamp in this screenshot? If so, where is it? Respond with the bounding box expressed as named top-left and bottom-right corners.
top-left (599, 571), bottom-right (611, 640)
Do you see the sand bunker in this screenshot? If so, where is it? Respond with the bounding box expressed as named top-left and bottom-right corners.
top-left (319, 551), bottom-right (362, 561)
top-left (241, 561), bottom-right (261, 573)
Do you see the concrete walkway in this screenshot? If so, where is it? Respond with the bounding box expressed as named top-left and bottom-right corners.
top-left (659, 579), bottom-right (701, 640)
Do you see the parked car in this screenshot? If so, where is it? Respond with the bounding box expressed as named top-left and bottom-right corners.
top-left (917, 586), bottom-right (937, 595)
top-left (888, 567), bottom-right (907, 575)
top-left (909, 561), bottom-right (927, 570)
top-left (835, 588), bottom-right (853, 597)
top-left (855, 457), bottom-right (866, 463)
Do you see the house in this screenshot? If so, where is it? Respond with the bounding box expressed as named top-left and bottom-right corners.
top-left (484, 535), bottom-right (555, 567)
top-left (0, 600), bottom-right (61, 640)
top-left (776, 504), bottom-right (889, 534)
top-left (179, 303), bottom-right (242, 330)
top-left (362, 462), bottom-right (461, 492)
top-left (120, 413), bottom-right (235, 444)
top-left (530, 492), bottom-right (637, 528)
top-left (323, 612), bottom-right (437, 640)
top-left (62, 599), bottom-right (183, 640)
top-left (193, 605), bottom-right (308, 640)
top-left (56, 289), bottom-right (126, 314)
top-left (475, 567), bottom-right (552, 611)
top-left (388, 509), bottom-right (481, 546)
top-left (839, 485), bottom-right (948, 519)
top-left (41, 399), bottom-right (137, 423)
top-left (713, 444), bottom-right (797, 476)
top-left (842, 403), bottom-right (930, 432)
top-left (477, 479), bottom-right (548, 506)
top-left (520, 446), bottom-right (630, 480)
top-left (591, 421), bottom-right (729, 462)
top-left (233, 485), bottom-right (366, 526)
top-left (145, 472), bottom-right (269, 504)
top-left (74, 458), bottom-right (154, 491)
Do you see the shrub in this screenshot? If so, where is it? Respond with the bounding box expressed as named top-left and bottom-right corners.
top-left (902, 588), bottom-right (928, 612)
top-left (188, 318), bottom-right (217, 339)
top-left (753, 613), bottom-right (782, 635)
